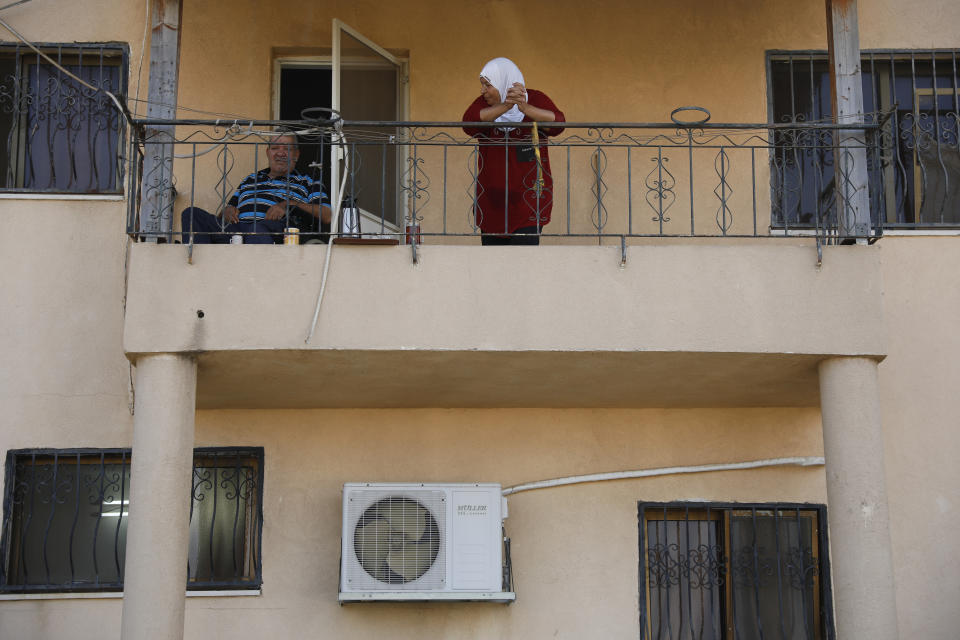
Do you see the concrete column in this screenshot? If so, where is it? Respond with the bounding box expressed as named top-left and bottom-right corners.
top-left (121, 354), bottom-right (197, 640)
top-left (139, 0), bottom-right (182, 241)
top-left (825, 0), bottom-right (872, 242)
top-left (818, 356), bottom-right (898, 640)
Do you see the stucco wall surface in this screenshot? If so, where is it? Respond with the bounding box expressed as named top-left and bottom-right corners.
top-left (0, 200), bottom-right (133, 448)
top-left (0, 0), bottom-right (144, 456)
top-left (877, 237), bottom-right (960, 640)
top-left (172, 0), bottom-right (959, 124)
top-left (0, 407), bottom-right (825, 640)
top-left (0, 199), bottom-right (132, 634)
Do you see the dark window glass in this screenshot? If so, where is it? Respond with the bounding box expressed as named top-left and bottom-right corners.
top-left (0, 44), bottom-right (126, 193)
top-left (639, 503), bottom-right (833, 640)
top-left (0, 448), bottom-right (263, 593)
top-left (769, 50), bottom-right (960, 228)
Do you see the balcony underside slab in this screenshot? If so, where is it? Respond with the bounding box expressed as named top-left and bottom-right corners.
top-left (195, 349), bottom-right (825, 409)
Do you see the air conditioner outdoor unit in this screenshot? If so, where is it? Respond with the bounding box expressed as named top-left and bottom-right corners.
top-left (339, 482), bottom-right (514, 602)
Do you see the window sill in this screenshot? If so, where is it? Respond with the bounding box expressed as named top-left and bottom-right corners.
top-left (771, 227), bottom-right (960, 237)
top-left (880, 229), bottom-right (960, 236)
top-left (0, 589), bottom-right (261, 601)
top-left (0, 192), bottom-right (125, 201)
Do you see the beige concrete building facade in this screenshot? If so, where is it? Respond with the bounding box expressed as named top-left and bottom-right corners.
top-left (1, 1), bottom-right (958, 639)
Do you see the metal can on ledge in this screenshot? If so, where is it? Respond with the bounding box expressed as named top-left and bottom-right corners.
top-left (405, 224), bottom-right (421, 245)
top-left (230, 234), bottom-right (243, 244)
top-left (283, 227), bottom-right (300, 245)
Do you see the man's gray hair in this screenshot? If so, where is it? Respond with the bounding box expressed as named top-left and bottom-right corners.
top-left (269, 128), bottom-right (300, 148)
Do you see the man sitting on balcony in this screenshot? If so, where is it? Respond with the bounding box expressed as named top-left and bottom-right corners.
top-left (180, 132), bottom-right (331, 244)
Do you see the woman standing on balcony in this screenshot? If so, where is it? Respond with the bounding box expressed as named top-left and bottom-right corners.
top-left (462, 57), bottom-right (565, 245)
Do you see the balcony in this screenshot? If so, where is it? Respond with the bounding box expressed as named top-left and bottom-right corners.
top-left (128, 112), bottom-right (891, 245)
top-left (123, 116), bottom-right (887, 409)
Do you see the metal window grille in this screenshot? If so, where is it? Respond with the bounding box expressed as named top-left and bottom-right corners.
top-left (0, 447), bottom-right (263, 593)
top-left (769, 50), bottom-right (960, 229)
top-left (638, 502), bottom-right (834, 640)
top-left (0, 42), bottom-right (127, 193)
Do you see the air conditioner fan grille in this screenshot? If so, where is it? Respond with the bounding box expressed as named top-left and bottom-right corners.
top-left (354, 496), bottom-right (441, 585)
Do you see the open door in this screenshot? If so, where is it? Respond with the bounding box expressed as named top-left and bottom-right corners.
top-left (331, 20), bottom-right (406, 235)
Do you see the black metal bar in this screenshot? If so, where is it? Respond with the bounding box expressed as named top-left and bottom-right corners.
top-left (706, 505), bottom-right (717, 640)
top-left (92, 451), bottom-right (105, 585)
top-left (566, 145), bottom-right (571, 235)
top-left (206, 466), bottom-right (218, 578)
top-left (442, 144), bottom-right (447, 235)
top-left (663, 507), bottom-right (673, 640)
top-left (627, 146), bottom-right (633, 234)
top-left (113, 450), bottom-right (127, 582)
top-left (688, 129), bottom-right (695, 235)
top-left (773, 509), bottom-right (787, 640)
top-left (135, 117), bottom-right (883, 131)
top-left (68, 455), bottom-right (80, 584)
top-left (638, 504), bottom-right (648, 639)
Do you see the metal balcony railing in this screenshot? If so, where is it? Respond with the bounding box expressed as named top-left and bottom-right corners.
top-left (126, 110), bottom-right (895, 252)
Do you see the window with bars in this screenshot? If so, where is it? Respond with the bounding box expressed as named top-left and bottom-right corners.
top-left (0, 447), bottom-right (263, 593)
top-left (0, 43), bottom-right (127, 193)
top-left (638, 503), bottom-right (834, 640)
top-left (768, 50), bottom-right (960, 228)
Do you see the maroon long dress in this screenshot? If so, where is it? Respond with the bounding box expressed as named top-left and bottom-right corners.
top-left (462, 90), bottom-right (565, 234)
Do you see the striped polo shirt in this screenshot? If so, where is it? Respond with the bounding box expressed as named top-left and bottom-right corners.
top-left (228, 168), bottom-right (328, 221)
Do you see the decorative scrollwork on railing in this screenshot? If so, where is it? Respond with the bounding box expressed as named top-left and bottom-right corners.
top-left (28, 462), bottom-right (56, 505)
top-left (213, 143), bottom-right (236, 212)
top-left (784, 546), bottom-right (819, 591)
top-left (835, 144), bottom-right (870, 235)
top-left (647, 542), bottom-right (682, 588)
top-left (10, 461), bottom-right (32, 507)
top-left (586, 126), bottom-right (617, 144)
top-left (728, 544), bottom-right (818, 592)
top-left (941, 111), bottom-right (960, 147)
top-left (400, 145), bottom-right (430, 227)
top-left (192, 467), bottom-right (215, 503)
top-left (645, 150), bottom-right (675, 224)
top-left (466, 144), bottom-right (482, 231)
top-left (140, 135), bottom-right (176, 230)
top-left (590, 147), bottom-right (608, 232)
top-left (522, 160), bottom-right (553, 228)
top-left (218, 465), bottom-right (257, 502)
top-left (686, 544), bottom-right (725, 589)
top-left (404, 126), bottom-right (462, 145)
top-left (714, 147), bottom-right (734, 233)
top-left (646, 543), bottom-right (725, 590)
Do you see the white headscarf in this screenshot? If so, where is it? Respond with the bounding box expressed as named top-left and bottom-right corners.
top-left (480, 57), bottom-right (526, 125)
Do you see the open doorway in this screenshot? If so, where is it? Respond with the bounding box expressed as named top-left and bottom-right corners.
top-left (275, 21), bottom-right (407, 237)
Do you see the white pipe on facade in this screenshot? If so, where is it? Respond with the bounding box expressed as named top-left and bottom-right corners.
top-left (305, 131), bottom-right (351, 344)
top-left (501, 456), bottom-right (825, 496)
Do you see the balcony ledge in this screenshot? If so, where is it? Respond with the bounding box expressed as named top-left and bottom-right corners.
top-left (123, 241), bottom-right (884, 408)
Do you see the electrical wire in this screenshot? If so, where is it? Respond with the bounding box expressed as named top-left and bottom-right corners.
top-left (133, 0), bottom-right (150, 114)
top-left (0, 1), bottom-right (31, 12)
top-left (500, 456), bottom-right (825, 496)
top-left (127, 96), bottom-right (265, 121)
top-left (174, 143), bottom-right (223, 159)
